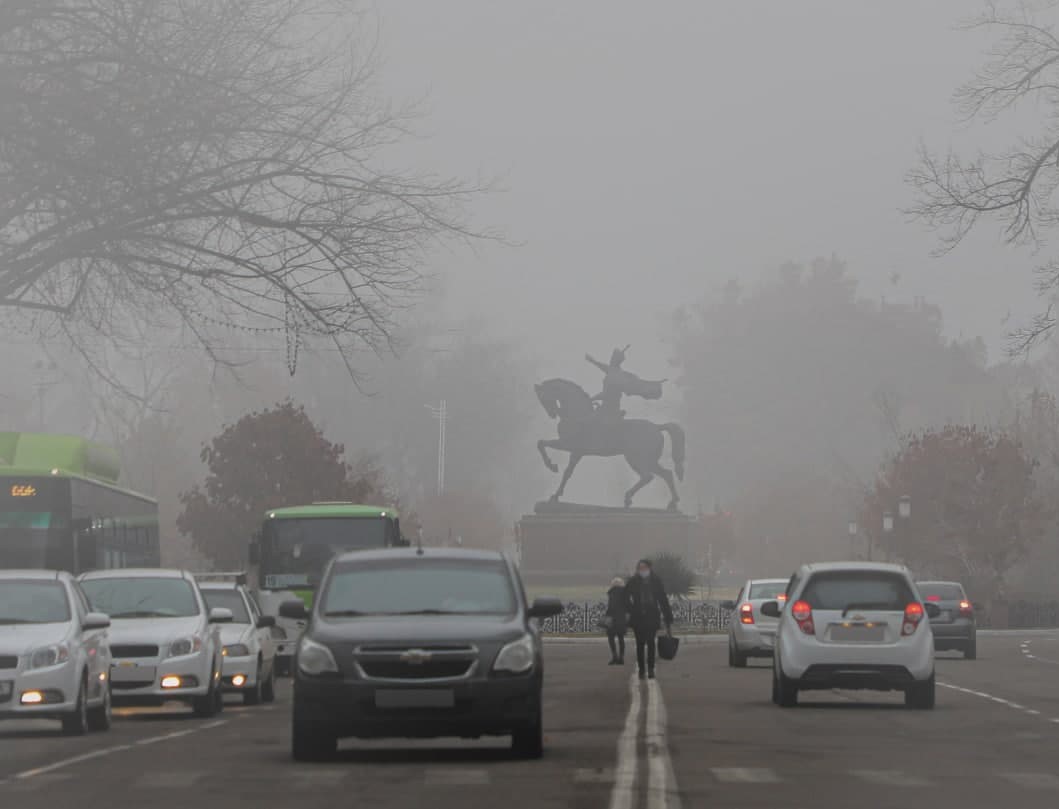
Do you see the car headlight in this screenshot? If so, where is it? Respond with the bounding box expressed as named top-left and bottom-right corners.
top-left (492, 634), bottom-right (535, 674)
top-left (167, 636), bottom-right (204, 658)
top-left (223, 644), bottom-right (251, 657)
top-left (297, 636), bottom-right (338, 676)
top-left (27, 644), bottom-right (70, 670)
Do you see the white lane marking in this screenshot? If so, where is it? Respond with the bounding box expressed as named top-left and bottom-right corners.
top-left (939, 682), bottom-right (1059, 725)
top-left (852, 770), bottom-right (931, 787)
top-left (423, 769), bottom-right (490, 786)
top-left (645, 679), bottom-right (682, 809)
top-left (135, 729), bottom-right (197, 746)
top-left (200, 719), bottom-right (227, 730)
top-left (607, 672), bottom-right (642, 809)
top-left (710, 768), bottom-right (780, 783)
top-left (998, 773), bottom-right (1059, 789)
top-left (13, 746), bottom-right (131, 780)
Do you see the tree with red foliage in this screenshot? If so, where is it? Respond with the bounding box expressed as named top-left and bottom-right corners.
top-left (177, 401), bottom-right (388, 566)
top-left (861, 426), bottom-right (1046, 601)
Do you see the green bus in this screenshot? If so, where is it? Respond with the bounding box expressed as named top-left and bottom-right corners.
top-left (0, 432), bottom-right (160, 573)
top-left (249, 503), bottom-right (406, 672)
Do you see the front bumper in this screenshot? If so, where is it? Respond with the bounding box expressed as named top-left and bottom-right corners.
top-left (0, 661), bottom-right (80, 719)
top-left (109, 652), bottom-right (214, 702)
top-left (292, 673), bottom-right (541, 739)
top-left (220, 655), bottom-right (257, 691)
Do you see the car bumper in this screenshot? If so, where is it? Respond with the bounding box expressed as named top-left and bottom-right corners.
top-left (0, 662), bottom-right (81, 719)
top-left (220, 655), bottom-right (257, 691)
top-left (292, 673), bottom-right (542, 738)
top-left (779, 633), bottom-right (934, 687)
top-left (109, 653), bottom-right (214, 702)
top-left (732, 624), bottom-right (777, 655)
top-left (930, 624), bottom-right (974, 644)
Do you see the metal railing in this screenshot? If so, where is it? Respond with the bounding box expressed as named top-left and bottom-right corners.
top-left (539, 599), bottom-right (732, 634)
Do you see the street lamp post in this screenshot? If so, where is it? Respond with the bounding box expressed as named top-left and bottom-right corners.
top-left (425, 400), bottom-right (447, 497)
top-left (848, 521), bottom-right (858, 560)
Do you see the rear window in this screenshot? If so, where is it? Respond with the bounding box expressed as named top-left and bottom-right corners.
top-left (749, 582), bottom-right (787, 600)
top-left (917, 583), bottom-right (964, 601)
top-left (800, 571), bottom-right (915, 612)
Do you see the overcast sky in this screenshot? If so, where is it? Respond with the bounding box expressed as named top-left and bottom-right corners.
top-left (378, 0), bottom-right (1039, 380)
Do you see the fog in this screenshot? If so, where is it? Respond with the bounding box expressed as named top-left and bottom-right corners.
top-left (2, 1), bottom-right (1056, 594)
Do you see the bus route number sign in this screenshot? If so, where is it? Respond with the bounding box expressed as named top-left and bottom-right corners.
top-left (10, 484), bottom-right (37, 498)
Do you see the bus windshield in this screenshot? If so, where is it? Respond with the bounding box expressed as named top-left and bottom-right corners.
top-left (262, 518), bottom-right (388, 589)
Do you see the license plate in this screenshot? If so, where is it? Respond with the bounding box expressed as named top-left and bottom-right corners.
top-left (0, 681), bottom-right (11, 699)
top-left (110, 664), bottom-right (156, 683)
top-left (830, 624), bottom-right (885, 642)
top-left (374, 689), bottom-right (455, 709)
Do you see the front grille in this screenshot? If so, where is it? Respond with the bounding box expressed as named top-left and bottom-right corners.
top-left (0, 655), bottom-right (17, 670)
top-left (359, 660), bottom-right (474, 680)
top-left (110, 644), bottom-right (159, 658)
top-left (111, 680), bottom-right (156, 690)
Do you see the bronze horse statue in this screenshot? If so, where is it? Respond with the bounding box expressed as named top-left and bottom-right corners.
top-left (535, 378), bottom-right (685, 509)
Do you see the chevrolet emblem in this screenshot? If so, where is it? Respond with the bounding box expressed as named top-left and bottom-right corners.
top-left (400, 649), bottom-right (432, 665)
top-left (852, 614), bottom-right (865, 621)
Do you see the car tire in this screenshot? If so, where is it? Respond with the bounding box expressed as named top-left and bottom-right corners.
top-left (905, 673), bottom-right (936, 710)
top-left (729, 639), bottom-right (747, 668)
top-left (261, 664), bottom-right (276, 703)
top-left (87, 682), bottom-right (112, 732)
top-left (193, 664), bottom-right (223, 718)
top-left (292, 721), bottom-right (337, 762)
top-left (61, 675), bottom-right (90, 736)
top-left (964, 634), bottom-right (977, 660)
top-left (774, 664), bottom-right (798, 708)
top-left (244, 660), bottom-right (263, 706)
top-left (511, 702), bottom-right (544, 759)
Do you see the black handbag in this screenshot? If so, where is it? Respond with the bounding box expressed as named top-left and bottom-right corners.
top-left (657, 633), bottom-right (680, 661)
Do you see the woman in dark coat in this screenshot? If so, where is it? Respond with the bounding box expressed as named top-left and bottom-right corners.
top-left (605, 577), bottom-right (628, 665)
top-left (625, 558), bottom-right (673, 679)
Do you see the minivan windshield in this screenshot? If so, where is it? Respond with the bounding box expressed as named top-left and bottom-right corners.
top-left (81, 577), bottom-right (199, 618)
top-left (321, 559), bottom-right (516, 617)
top-left (0, 580), bottom-right (70, 624)
top-left (800, 571), bottom-right (915, 612)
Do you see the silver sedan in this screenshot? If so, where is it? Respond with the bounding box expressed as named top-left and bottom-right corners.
top-left (722, 578), bottom-right (788, 667)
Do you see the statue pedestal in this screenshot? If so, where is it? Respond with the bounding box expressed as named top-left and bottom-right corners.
top-left (516, 501), bottom-right (699, 587)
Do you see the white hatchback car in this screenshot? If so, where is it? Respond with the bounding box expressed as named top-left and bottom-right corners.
top-left (79, 569), bottom-right (231, 717)
top-left (722, 578), bottom-right (788, 666)
top-left (763, 562), bottom-right (939, 709)
top-left (0, 570), bottom-right (112, 734)
top-left (197, 577), bottom-right (277, 705)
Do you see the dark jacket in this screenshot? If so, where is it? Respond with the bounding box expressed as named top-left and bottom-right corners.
top-left (625, 574), bottom-right (673, 633)
top-left (605, 585), bottom-right (628, 634)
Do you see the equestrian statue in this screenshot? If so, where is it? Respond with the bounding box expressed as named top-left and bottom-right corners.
top-left (535, 346), bottom-right (685, 510)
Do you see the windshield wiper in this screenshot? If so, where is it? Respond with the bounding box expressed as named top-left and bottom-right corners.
top-left (842, 602), bottom-right (896, 617)
top-left (391, 609), bottom-right (464, 616)
top-left (109, 610), bottom-right (174, 618)
top-left (323, 610), bottom-right (366, 617)
top-left (0, 618), bottom-right (37, 625)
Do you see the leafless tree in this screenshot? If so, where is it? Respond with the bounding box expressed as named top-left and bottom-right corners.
top-left (0, 0), bottom-right (488, 376)
top-left (909, 1), bottom-right (1059, 353)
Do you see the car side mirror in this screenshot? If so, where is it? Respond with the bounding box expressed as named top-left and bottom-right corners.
top-left (719, 600), bottom-right (736, 611)
top-left (279, 600), bottom-right (308, 621)
top-left (257, 615), bottom-right (276, 629)
top-left (527, 597), bottom-right (563, 619)
top-left (924, 602), bottom-right (941, 619)
top-left (209, 607), bottom-right (233, 624)
top-left (83, 612), bottom-right (110, 631)
top-left (760, 601), bottom-right (782, 618)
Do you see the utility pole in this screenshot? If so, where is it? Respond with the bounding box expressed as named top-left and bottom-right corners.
top-left (426, 400), bottom-right (447, 496)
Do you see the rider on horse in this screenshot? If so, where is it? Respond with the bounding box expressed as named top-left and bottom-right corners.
top-left (585, 345), bottom-right (665, 427)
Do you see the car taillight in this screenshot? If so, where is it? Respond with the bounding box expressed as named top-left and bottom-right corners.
top-left (925, 594), bottom-right (941, 602)
top-left (790, 600), bottom-right (814, 635)
top-left (959, 600), bottom-right (973, 618)
top-left (739, 603), bottom-right (754, 624)
top-left (902, 602), bottom-right (925, 636)
top-left (777, 593), bottom-right (788, 602)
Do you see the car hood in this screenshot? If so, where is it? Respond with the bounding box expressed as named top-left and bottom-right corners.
top-left (0, 623), bottom-right (72, 654)
top-left (311, 614), bottom-right (526, 646)
top-left (218, 623), bottom-right (253, 646)
top-left (107, 616), bottom-right (205, 644)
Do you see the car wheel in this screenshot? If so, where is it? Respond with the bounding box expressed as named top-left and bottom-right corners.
top-left (193, 665), bottom-right (223, 718)
top-left (905, 672), bottom-right (936, 710)
top-left (775, 664), bottom-right (798, 708)
top-left (511, 702), bottom-right (544, 759)
top-left (729, 639), bottom-right (747, 668)
top-left (244, 660), bottom-right (263, 706)
top-left (261, 663), bottom-right (276, 703)
top-left (87, 682), bottom-right (112, 732)
top-left (964, 634), bottom-right (977, 660)
top-left (292, 720), bottom-right (337, 762)
top-left (61, 675), bottom-right (89, 736)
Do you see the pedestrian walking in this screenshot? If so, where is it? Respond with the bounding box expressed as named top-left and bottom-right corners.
top-left (604, 577), bottom-right (628, 665)
top-left (625, 558), bottom-right (673, 679)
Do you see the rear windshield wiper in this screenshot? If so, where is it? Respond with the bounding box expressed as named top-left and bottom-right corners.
top-left (842, 602), bottom-right (897, 617)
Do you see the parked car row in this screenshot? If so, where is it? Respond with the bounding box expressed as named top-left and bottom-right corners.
top-left (0, 568), bottom-right (278, 735)
top-left (723, 563), bottom-right (979, 710)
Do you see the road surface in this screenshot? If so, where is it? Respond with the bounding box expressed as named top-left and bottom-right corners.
top-left (2, 631), bottom-right (1058, 808)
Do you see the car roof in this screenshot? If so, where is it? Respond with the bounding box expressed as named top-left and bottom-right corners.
top-left (79, 567), bottom-right (191, 581)
top-left (198, 581), bottom-right (244, 591)
top-left (916, 580), bottom-right (963, 586)
top-left (798, 561), bottom-right (911, 576)
top-left (0, 569), bottom-right (69, 582)
top-left (331, 547), bottom-right (507, 565)
top-left (747, 578), bottom-right (788, 585)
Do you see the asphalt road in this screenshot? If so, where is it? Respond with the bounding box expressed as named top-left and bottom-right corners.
top-left (2, 631), bottom-right (1059, 808)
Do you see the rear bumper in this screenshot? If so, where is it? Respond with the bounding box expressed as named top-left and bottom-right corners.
top-left (292, 673), bottom-right (541, 739)
top-left (794, 663), bottom-right (919, 691)
top-left (779, 630), bottom-right (934, 685)
top-left (732, 624), bottom-right (776, 655)
top-left (930, 624), bottom-right (974, 644)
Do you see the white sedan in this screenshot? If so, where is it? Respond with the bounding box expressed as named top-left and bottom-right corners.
top-left (0, 570), bottom-right (112, 734)
top-left (198, 579), bottom-right (276, 705)
top-left (722, 578), bottom-right (788, 667)
top-left (79, 569), bottom-right (231, 717)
